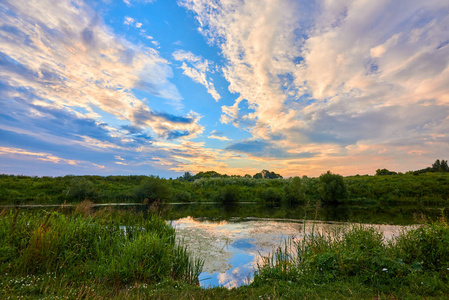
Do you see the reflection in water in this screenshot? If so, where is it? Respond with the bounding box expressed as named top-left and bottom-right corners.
top-left (172, 217), bottom-right (408, 289)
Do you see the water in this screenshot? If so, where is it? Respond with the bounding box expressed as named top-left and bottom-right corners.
top-left (171, 216), bottom-right (409, 289)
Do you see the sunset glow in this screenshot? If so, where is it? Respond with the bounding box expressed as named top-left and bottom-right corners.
top-left (1, 0), bottom-right (449, 177)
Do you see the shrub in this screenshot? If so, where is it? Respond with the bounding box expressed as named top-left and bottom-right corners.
top-left (217, 185), bottom-right (241, 204)
top-left (135, 177), bottom-right (172, 204)
top-left (173, 190), bottom-right (192, 202)
top-left (67, 177), bottom-right (98, 201)
top-left (284, 176), bottom-right (305, 203)
top-left (260, 187), bottom-right (283, 204)
top-left (318, 171), bottom-right (348, 203)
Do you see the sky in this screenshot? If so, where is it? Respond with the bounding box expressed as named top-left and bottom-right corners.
top-left (1, 0), bottom-right (449, 178)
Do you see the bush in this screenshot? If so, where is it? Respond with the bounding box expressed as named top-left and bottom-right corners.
top-left (173, 190), bottom-right (192, 202)
top-left (284, 177), bottom-right (305, 203)
top-left (67, 177), bottom-right (98, 201)
top-left (318, 171), bottom-right (348, 203)
top-left (135, 177), bottom-right (172, 204)
top-left (260, 187), bottom-right (283, 204)
top-left (393, 220), bottom-right (449, 271)
top-left (217, 185), bottom-right (241, 204)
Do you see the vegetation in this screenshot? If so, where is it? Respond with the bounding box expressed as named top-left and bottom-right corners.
top-left (2, 206), bottom-right (449, 298)
top-left (318, 171), bottom-right (348, 203)
top-left (0, 205), bottom-right (203, 298)
top-left (2, 159), bottom-right (449, 298)
top-left (254, 217), bottom-right (449, 298)
top-left (1, 168), bottom-right (449, 207)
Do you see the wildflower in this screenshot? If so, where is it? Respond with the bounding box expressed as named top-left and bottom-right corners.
top-left (382, 268), bottom-right (388, 272)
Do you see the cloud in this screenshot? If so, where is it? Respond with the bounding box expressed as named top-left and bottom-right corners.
top-left (208, 130), bottom-right (230, 141)
top-left (173, 50), bottom-right (221, 101)
top-left (0, 146), bottom-right (104, 169)
top-left (123, 0), bottom-right (156, 6)
top-left (0, 0), bottom-right (215, 176)
top-left (180, 0), bottom-right (449, 174)
top-left (0, 0), bottom-right (203, 140)
top-left (226, 140), bottom-right (316, 159)
top-left (124, 16), bottom-right (135, 26)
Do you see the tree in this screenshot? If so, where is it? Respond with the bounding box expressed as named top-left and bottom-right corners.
top-left (318, 171), bottom-right (348, 203)
top-left (217, 185), bottom-right (241, 204)
top-left (375, 168), bottom-right (397, 175)
top-left (260, 187), bottom-right (283, 204)
top-left (441, 160), bottom-right (449, 172)
top-left (432, 159), bottom-right (441, 171)
top-left (135, 176), bottom-right (172, 204)
top-left (284, 176), bottom-right (305, 203)
top-left (253, 170), bottom-right (283, 179)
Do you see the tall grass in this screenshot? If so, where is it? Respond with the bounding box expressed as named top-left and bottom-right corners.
top-left (254, 217), bottom-right (449, 295)
top-left (0, 205), bottom-right (203, 297)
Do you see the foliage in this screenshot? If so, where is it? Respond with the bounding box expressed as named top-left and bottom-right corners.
top-left (318, 171), bottom-right (348, 203)
top-left (216, 185), bottom-right (242, 204)
top-left (375, 168), bottom-right (397, 175)
top-left (66, 177), bottom-right (98, 201)
top-left (284, 176), bottom-right (306, 203)
top-left (254, 220), bottom-right (449, 296)
top-left (1, 171), bottom-right (449, 206)
top-left (0, 208), bottom-right (203, 290)
top-left (259, 187), bottom-right (283, 204)
top-left (173, 190), bottom-right (192, 202)
top-left (253, 170), bottom-right (283, 179)
top-left (135, 176), bottom-right (172, 204)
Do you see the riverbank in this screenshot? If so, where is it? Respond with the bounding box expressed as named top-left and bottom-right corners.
top-left (1, 205), bottom-right (449, 299)
top-left (1, 173), bottom-right (449, 206)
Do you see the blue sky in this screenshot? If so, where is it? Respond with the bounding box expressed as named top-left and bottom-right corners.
top-left (1, 0), bottom-right (449, 177)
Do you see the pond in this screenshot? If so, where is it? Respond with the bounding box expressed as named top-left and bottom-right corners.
top-left (172, 216), bottom-right (409, 288)
top-left (166, 202), bottom-right (447, 288)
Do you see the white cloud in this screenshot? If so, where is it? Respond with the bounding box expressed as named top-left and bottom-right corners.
top-left (180, 0), bottom-right (449, 174)
top-left (0, 0), bottom-right (204, 143)
top-left (124, 16), bottom-right (135, 26)
top-left (0, 146), bottom-right (105, 169)
top-left (123, 0), bottom-right (156, 6)
top-left (208, 130), bottom-right (230, 141)
top-left (173, 50), bottom-right (221, 101)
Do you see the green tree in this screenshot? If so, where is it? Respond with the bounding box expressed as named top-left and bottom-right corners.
top-left (318, 171), bottom-right (348, 203)
top-left (375, 168), bottom-right (397, 175)
top-left (284, 176), bottom-right (306, 203)
top-left (135, 176), bottom-right (172, 204)
top-left (217, 185), bottom-right (241, 204)
top-left (67, 177), bottom-right (98, 201)
top-left (260, 187), bottom-right (283, 204)
top-left (253, 170), bottom-right (283, 179)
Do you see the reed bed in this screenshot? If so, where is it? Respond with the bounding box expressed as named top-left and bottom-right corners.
top-left (254, 216), bottom-right (449, 296)
top-left (0, 204), bottom-right (203, 298)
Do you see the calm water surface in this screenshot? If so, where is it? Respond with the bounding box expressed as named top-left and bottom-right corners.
top-left (168, 202), bottom-right (447, 288)
top-left (171, 215), bottom-right (412, 288)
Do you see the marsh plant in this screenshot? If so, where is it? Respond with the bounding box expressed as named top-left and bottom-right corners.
top-left (0, 206), bottom-right (203, 298)
top-left (254, 216), bottom-right (449, 296)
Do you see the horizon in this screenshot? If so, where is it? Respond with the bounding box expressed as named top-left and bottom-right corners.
top-left (1, 0), bottom-right (449, 178)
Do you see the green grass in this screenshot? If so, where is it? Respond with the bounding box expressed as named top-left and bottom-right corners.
top-left (2, 206), bottom-right (449, 298)
top-left (254, 217), bottom-right (449, 298)
top-left (0, 204), bottom-right (203, 299)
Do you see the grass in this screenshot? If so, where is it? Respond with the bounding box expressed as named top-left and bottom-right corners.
top-left (0, 203), bottom-right (203, 299)
top-left (2, 203), bottom-right (449, 298)
top-left (253, 215), bottom-right (449, 298)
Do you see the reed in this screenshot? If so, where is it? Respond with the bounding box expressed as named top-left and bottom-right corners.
top-left (0, 206), bottom-right (203, 298)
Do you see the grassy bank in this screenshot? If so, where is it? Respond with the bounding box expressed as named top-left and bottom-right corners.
top-left (0, 205), bottom-right (203, 299)
top-left (254, 217), bottom-right (449, 298)
top-left (2, 208), bottom-right (449, 298)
